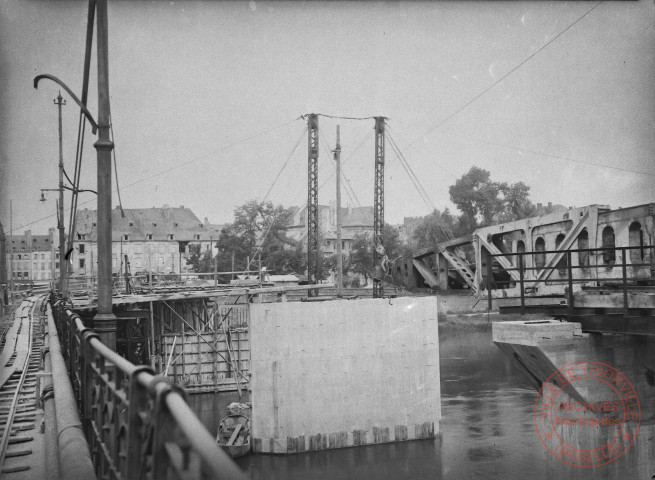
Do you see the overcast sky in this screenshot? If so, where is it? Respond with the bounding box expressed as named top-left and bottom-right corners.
top-left (1, 0), bottom-right (654, 235)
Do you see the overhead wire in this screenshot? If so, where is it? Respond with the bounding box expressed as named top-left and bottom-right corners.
top-left (400, 1), bottom-right (604, 152)
top-left (446, 132), bottom-right (655, 178)
top-left (15, 117), bottom-right (302, 231)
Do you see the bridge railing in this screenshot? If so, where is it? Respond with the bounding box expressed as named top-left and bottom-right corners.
top-left (486, 245), bottom-right (654, 314)
top-left (51, 296), bottom-right (246, 480)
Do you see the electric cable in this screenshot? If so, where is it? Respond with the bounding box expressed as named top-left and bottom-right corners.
top-left (400, 1), bottom-right (604, 152)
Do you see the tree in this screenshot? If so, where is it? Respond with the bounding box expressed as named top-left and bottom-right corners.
top-left (347, 224), bottom-right (407, 286)
top-left (349, 233), bottom-right (373, 286)
top-left (449, 166), bottom-right (506, 231)
top-left (186, 244), bottom-right (212, 273)
top-left (215, 200), bottom-right (304, 276)
top-left (499, 181), bottom-right (535, 222)
top-left (411, 208), bottom-right (460, 250)
top-left (449, 166), bottom-right (535, 231)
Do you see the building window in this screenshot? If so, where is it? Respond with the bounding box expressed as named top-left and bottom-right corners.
top-left (135, 244), bottom-right (142, 254)
top-left (79, 259), bottom-right (86, 268)
top-left (92, 222), bottom-right (97, 227)
top-left (534, 237), bottom-right (546, 270)
top-left (79, 244), bottom-right (85, 254)
top-left (55, 262), bottom-right (59, 269)
top-left (194, 234), bottom-right (200, 240)
top-left (602, 226), bottom-right (616, 267)
top-left (168, 234), bottom-right (174, 240)
top-left (146, 234), bottom-right (153, 240)
top-left (158, 245), bottom-right (165, 254)
top-left (124, 234), bottom-right (129, 241)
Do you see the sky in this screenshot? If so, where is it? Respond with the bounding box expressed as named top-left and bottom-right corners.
top-left (1, 0), bottom-right (654, 236)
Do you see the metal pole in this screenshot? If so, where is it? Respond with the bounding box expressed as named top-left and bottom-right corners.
top-left (335, 125), bottom-right (343, 298)
top-left (55, 92), bottom-right (67, 293)
top-left (487, 254), bottom-right (493, 312)
top-left (519, 254), bottom-right (525, 315)
top-left (9, 200), bottom-right (13, 299)
top-left (93, 0), bottom-right (116, 349)
top-left (567, 250), bottom-right (574, 317)
top-left (212, 236), bottom-right (218, 286)
top-left (307, 114), bottom-right (319, 296)
top-left (622, 247), bottom-right (628, 316)
top-left (373, 117), bottom-right (385, 298)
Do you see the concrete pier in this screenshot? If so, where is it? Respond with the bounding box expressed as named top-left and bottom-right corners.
top-left (249, 296), bottom-right (441, 454)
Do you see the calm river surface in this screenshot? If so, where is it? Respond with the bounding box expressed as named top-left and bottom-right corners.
top-left (188, 324), bottom-right (653, 479)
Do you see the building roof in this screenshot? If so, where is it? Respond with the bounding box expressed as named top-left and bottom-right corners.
top-left (75, 206), bottom-right (224, 242)
top-left (8, 230), bottom-right (54, 252)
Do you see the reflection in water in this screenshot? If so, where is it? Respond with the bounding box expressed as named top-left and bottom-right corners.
top-left (190, 326), bottom-right (654, 479)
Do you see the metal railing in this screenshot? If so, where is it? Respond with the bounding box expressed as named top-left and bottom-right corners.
top-left (486, 245), bottom-right (654, 315)
top-left (50, 295), bottom-right (246, 480)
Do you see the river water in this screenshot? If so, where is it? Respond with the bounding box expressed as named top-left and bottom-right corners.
top-left (189, 324), bottom-right (653, 479)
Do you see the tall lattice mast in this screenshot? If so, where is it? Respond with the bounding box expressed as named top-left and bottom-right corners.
top-left (373, 116), bottom-right (385, 298)
top-left (307, 114), bottom-right (319, 295)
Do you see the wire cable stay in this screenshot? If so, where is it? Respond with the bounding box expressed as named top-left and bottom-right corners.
top-left (261, 126), bottom-right (307, 204)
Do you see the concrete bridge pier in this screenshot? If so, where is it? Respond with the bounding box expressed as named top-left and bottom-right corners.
top-left (249, 296), bottom-right (441, 454)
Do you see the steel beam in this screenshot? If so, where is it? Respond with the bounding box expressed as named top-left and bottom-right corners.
top-left (307, 114), bottom-right (319, 296)
top-left (373, 117), bottom-right (385, 298)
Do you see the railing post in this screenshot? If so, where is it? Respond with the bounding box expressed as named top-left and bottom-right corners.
top-left (125, 367), bottom-right (155, 479)
top-left (151, 378), bottom-right (194, 479)
top-left (80, 329), bottom-right (100, 441)
top-left (486, 254), bottom-right (493, 311)
top-left (622, 247), bottom-right (628, 317)
top-left (519, 254), bottom-right (525, 315)
top-left (567, 250), bottom-right (574, 317)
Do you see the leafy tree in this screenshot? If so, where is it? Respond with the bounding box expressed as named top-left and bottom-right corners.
top-left (215, 200), bottom-right (304, 277)
top-left (449, 166), bottom-right (505, 231)
top-left (347, 224), bottom-right (406, 285)
top-left (411, 208), bottom-right (460, 250)
top-left (349, 233), bottom-right (373, 286)
top-left (449, 166), bottom-right (535, 231)
top-left (186, 244), bottom-right (212, 273)
top-left (499, 181), bottom-right (535, 222)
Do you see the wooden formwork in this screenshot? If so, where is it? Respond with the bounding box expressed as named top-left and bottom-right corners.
top-left (153, 297), bottom-right (251, 393)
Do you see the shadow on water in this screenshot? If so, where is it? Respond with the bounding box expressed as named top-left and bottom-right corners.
top-left (189, 323), bottom-right (654, 479)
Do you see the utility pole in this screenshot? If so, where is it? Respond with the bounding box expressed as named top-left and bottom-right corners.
top-left (55, 92), bottom-right (67, 293)
top-left (335, 125), bottom-right (343, 298)
top-left (93, 0), bottom-right (117, 349)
